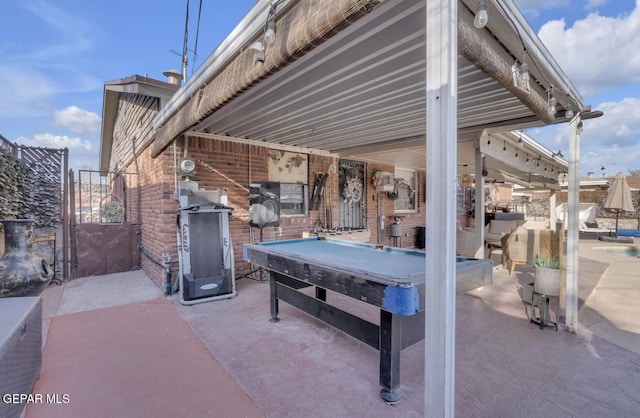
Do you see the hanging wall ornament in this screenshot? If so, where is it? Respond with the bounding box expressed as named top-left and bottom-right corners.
top-left (342, 176), bottom-right (363, 204)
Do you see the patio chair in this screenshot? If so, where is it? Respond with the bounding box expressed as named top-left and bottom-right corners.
top-left (484, 219), bottom-right (522, 257)
top-left (502, 227), bottom-right (561, 276)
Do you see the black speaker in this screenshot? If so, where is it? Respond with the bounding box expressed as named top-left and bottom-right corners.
top-left (249, 182), bottom-right (280, 228)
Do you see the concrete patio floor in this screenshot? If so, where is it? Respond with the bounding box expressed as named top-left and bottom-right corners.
top-left (24, 239), bottom-right (640, 417)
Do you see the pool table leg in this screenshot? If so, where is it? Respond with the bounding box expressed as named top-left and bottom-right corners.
top-left (379, 310), bottom-right (401, 404)
top-left (269, 271), bottom-right (280, 323)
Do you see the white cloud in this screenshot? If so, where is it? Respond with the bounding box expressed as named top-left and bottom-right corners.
top-left (531, 98), bottom-right (640, 175)
top-left (585, 0), bottom-right (608, 10)
top-left (537, 5), bottom-right (640, 96)
top-left (580, 98), bottom-right (640, 146)
top-left (15, 133), bottom-right (98, 171)
top-left (513, 0), bottom-right (571, 18)
top-left (54, 106), bottom-right (101, 137)
top-left (0, 2), bottom-right (102, 119)
top-left (0, 65), bottom-right (57, 117)
top-left (16, 133), bottom-right (94, 152)
top-left (20, 1), bottom-right (96, 60)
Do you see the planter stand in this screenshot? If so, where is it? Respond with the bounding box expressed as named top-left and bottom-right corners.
top-left (530, 293), bottom-right (558, 331)
top-left (530, 266), bottom-right (560, 331)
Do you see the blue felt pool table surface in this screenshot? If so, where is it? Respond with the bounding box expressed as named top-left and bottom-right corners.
top-left (242, 237), bottom-right (487, 290)
top-left (252, 238), bottom-right (427, 278)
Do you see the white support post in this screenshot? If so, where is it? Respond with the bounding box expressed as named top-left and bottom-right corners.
top-left (475, 147), bottom-right (485, 259)
top-left (565, 116), bottom-right (581, 331)
top-left (425, 0), bottom-right (458, 417)
top-left (549, 192), bottom-right (557, 231)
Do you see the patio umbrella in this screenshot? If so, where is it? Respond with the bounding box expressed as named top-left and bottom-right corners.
top-left (602, 172), bottom-right (635, 236)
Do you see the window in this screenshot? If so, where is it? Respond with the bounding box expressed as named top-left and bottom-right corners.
top-left (393, 168), bottom-right (417, 213)
top-left (280, 183), bottom-right (308, 216)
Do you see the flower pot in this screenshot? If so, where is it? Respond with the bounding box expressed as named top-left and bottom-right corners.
top-left (533, 266), bottom-right (560, 297)
top-left (0, 219), bottom-right (54, 297)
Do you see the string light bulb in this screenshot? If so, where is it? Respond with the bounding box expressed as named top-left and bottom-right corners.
top-left (474, 0), bottom-right (489, 29)
top-left (512, 61), bottom-right (530, 93)
top-left (519, 63), bottom-right (529, 83)
top-left (548, 88), bottom-right (557, 116)
top-left (263, 3), bottom-right (277, 45)
top-left (565, 104), bottom-right (574, 119)
top-left (264, 20), bottom-right (276, 45)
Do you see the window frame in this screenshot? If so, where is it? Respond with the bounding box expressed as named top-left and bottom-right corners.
top-left (279, 183), bottom-right (308, 217)
top-left (393, 167), bottom-right (417, 213)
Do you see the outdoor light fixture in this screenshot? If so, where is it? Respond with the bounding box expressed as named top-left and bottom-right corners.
top-left (564, 100), bottom-right (574, 118)
top-left (512, 61), bottom-right (530, 93)
top-left (264, 20), bottom-right (276, 44)
top-left (249, 41), bottom-right (265, 63)
top-left (461, 173), bottom-right (474, 188)
top-left (548, 88), bottom-right (557, 116)
top-left (263, 3), bottom-right (277, 45)
top-left (474, 0), bottom-right (488, 29)
top-left (565, 107), bottom-right (574, 119)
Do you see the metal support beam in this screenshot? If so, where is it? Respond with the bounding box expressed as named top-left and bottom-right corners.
top-left (425, 0), bottom-right (457, 416)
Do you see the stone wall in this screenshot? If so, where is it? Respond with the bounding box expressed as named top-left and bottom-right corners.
top-left (0, 147), bottom-right (61, 228)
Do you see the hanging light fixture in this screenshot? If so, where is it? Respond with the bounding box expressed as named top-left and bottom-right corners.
top-left (517, 130), bottom-right (524, 147)
top-left (460, 164), bottom-right (474, 187)
top-left (548, 88), bottom-right (557, 116)
top-left (565, 101), bottom-right (574, 119)
top-left (565, 107), bottom-right (574, 118)
top-left (474, 0), bottom-right (489, 29)
top-left (263, 3), bottom-right (277, 45)
top-left (512, 61), bottom-right (530, 93)
top-left (249, 41), bottom-right (265, 63)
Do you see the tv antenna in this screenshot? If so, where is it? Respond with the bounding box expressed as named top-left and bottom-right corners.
top-left (170, 0), bottom-right (203, 83)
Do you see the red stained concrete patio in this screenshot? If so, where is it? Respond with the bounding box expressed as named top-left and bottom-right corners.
top-left (24, 240), bottom-right (640, 417)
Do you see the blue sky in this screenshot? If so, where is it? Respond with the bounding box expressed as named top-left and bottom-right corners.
top-left (1, 0), bottom-right (638, 178)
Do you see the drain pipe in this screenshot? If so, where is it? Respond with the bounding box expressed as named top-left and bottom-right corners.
top-left (162, 252), bottom-right (172, 296)
top-left (139, 244), bottom-right (176, 296)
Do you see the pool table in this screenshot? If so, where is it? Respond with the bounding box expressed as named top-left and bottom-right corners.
top-left (242, 237), bottom-right (492, 403)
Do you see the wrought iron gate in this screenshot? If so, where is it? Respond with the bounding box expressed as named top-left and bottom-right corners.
top-left (71, 169), bottom-right (140, 278)
top-left (338, 159), bottom-right (366, 229)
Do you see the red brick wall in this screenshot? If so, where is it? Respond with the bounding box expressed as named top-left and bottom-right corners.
top-left (136, 145), bottom-right (179, 287)
top-left (132, 136), bottom-right (430, 287)
top-left (364, 163), bottom-right (427, 248)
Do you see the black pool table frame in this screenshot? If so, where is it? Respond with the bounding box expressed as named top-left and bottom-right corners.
top-left (243, 238), bottom-right (492, 403)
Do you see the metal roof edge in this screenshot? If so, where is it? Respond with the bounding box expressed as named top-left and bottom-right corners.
top-left (495, 0), bottom-right (585, 110)
top-left (152, 0), bottom-right (298, 133)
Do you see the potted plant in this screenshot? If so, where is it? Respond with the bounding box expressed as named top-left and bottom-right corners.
top-left (531, 255), bottom-right (560, 270)
top-left (530, 255), bottom-right (561, 330)
top-left (531, 255), bottom-right (561, 295)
